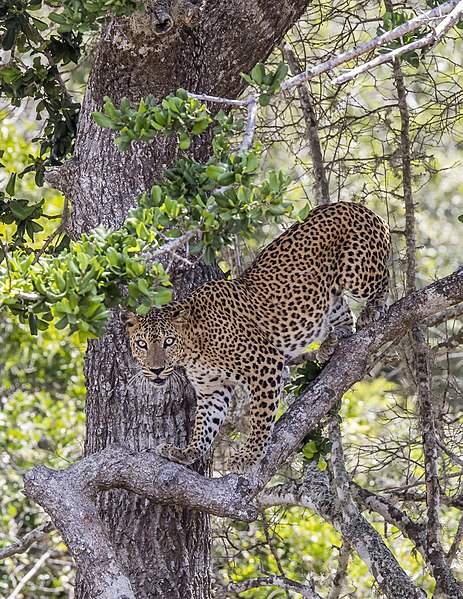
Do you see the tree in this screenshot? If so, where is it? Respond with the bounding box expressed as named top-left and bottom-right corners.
top-left (1, 1), bottom-right (463, 598)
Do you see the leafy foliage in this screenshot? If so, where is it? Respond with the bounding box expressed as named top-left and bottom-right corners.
top-left (47, 0), bottom-right (143, 33)
top-left (240, 61), bottom-right (289, 106)
top-left (286, 359), bottom-right (323, 399)
top-left (93, 89), bottom-right (212, 151)
top-left (300, 428), bottom-right (332, 471)
top-left (0, 0), bottom-right (143, 186)
top-left (0, 89), bottom-right (293, 339)
top-left (0, 317), bottom-right (85, 596)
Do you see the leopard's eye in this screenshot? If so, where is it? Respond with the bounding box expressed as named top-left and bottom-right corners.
top-left (164, 337), bottom-right (175, 348)
top-left (136, 339), bottom-right (148, 349)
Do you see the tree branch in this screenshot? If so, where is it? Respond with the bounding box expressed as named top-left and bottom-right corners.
top-left (328, 417), bottom-right (357, 518)
top-left (251, 266), bottom-right (463, 486)
top-left (332, 0), bottom-right (463, 85)
top-left (188, 0), bottom-right (462, 152)
top-left (280, 0), bottom-right (462, 91)
top-left (280, 40), bottom-right (330, 205)
top-left (447, 515), bottom-right (463, 567)
top-left (7, 549), bottom-right (52, 599)
top-left (228, 575), bottom-right (323, 598)
top-left (411, 329), bottom-right (462, 598)
top-left (327, 541), bottom-right (351, 599)
top-left (23, 445), bottom-right (257, 598)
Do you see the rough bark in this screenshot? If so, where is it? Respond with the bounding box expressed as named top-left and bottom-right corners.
top-left (42, 1), bottom-right (311, 597)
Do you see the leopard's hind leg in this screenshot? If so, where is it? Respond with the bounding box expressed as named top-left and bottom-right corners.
top-left (316, 292), bottom-right (354, 364)
top-left (356, 270), bottom-right (389, 329)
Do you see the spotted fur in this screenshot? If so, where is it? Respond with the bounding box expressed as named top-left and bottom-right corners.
top-left (120, 202), bottom-right (390, 472)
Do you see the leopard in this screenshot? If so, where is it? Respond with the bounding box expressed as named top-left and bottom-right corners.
top-left (120, 201), bottom-right (391, 472)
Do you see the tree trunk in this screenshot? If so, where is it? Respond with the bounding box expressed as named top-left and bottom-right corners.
top-left (46, 1), bottom-right (310, 597)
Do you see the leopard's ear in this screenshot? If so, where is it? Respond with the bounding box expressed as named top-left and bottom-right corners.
top-left (171, 307), bottom-right (190, 326)
top-left (119, 311), bottom-right (140, 332)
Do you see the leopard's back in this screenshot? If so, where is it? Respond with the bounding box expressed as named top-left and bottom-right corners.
top-left (235, 202), bottom-right (390, 358)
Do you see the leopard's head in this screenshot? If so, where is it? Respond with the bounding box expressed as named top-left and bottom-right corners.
top-left (120, 304), bottom-right (190, 386)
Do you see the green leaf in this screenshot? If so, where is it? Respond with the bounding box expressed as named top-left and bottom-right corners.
top-left (48, 11), bottom-right (69, 25)
top-left (250, 63), bottom-right (265, 85)
top-left (203, 245), bottom-right (216, 264)
top-left (178, 132), bottom-right (191, 149)
top-left (28, 313), bottom-right (38, 336)
top-left (5, 172), bottom-right (16, 196)
top-left (318, 456), bottom-right (328, 471)
top-left (175, 88), bottom-right (188, 100)
top-left (55, 315), bottom-right (69, 330)
top-left (206, 164), bottom-right (226, 180)
top-left (240, 72), bottom-right (254, 86)
top-left (9, 200), bottom-right (32, 220)
top-left (298, 204), bottom-right (311, 221)
top-left (2, 25), bottom-right (17, 52)
top-left (259, 93), bottom-right (271, 107)
top-left (92, 111), bottom-right (117, 129)
top-left (273, 62), bottom-right (289, 84)
top-left (267, 203), bottom-right (287, 215)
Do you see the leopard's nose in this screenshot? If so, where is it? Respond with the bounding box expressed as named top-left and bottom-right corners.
top-left (150, 367), bottom-right (164, 375)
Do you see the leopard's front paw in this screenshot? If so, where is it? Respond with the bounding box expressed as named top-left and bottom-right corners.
top-left (155, 443), bottom-right (200, 465)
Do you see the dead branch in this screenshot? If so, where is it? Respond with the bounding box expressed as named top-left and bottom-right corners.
top-left (447, 516), bottom-right (463, 566)
top-left (7, 549), bottom-right (52, 599)
top-left (332, 0), bottom-right (463, 85)
top-left (258, 463), bottom-right (427, 599)
top-left (280, 41), bottom-right (330, 205)
top-left (189, 0), bottom-right (462, 152)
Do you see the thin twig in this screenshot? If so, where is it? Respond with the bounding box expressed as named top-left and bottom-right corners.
top-left (281, 40), bottom-right (330, 205)
top-left (16, 292), bottom-right (42, 302)
top-left (185, 0), bottom-right (462, 154)
top-left (436, 436), bottom-right (463, 469)
top-left (228, 575), bottom-right (323, 599)
top-left (328, 416), bottom-right (357, 518)
top-left (238, 97), bottom-right (258, 153)
top-left (0, 237), bottom-right (12, 292)
top-left (446, 515), bottom-right (463, 566)
top-left (7, 549), bottom-right (52, 599)
top-left (32, 197), bottom-right (70, 266)
top-left (188, 93), bottom-right (252, 107)
top-left (328, 541), bottom-right (351, 599)
top-left (143, 229), bottom-right (200, 263)
top-left (280, 0), bottom-right (462, 92)
top-left (426, 305), bottom-right (463, 328)
top-left (0, 521), bottom-right (53, 560)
